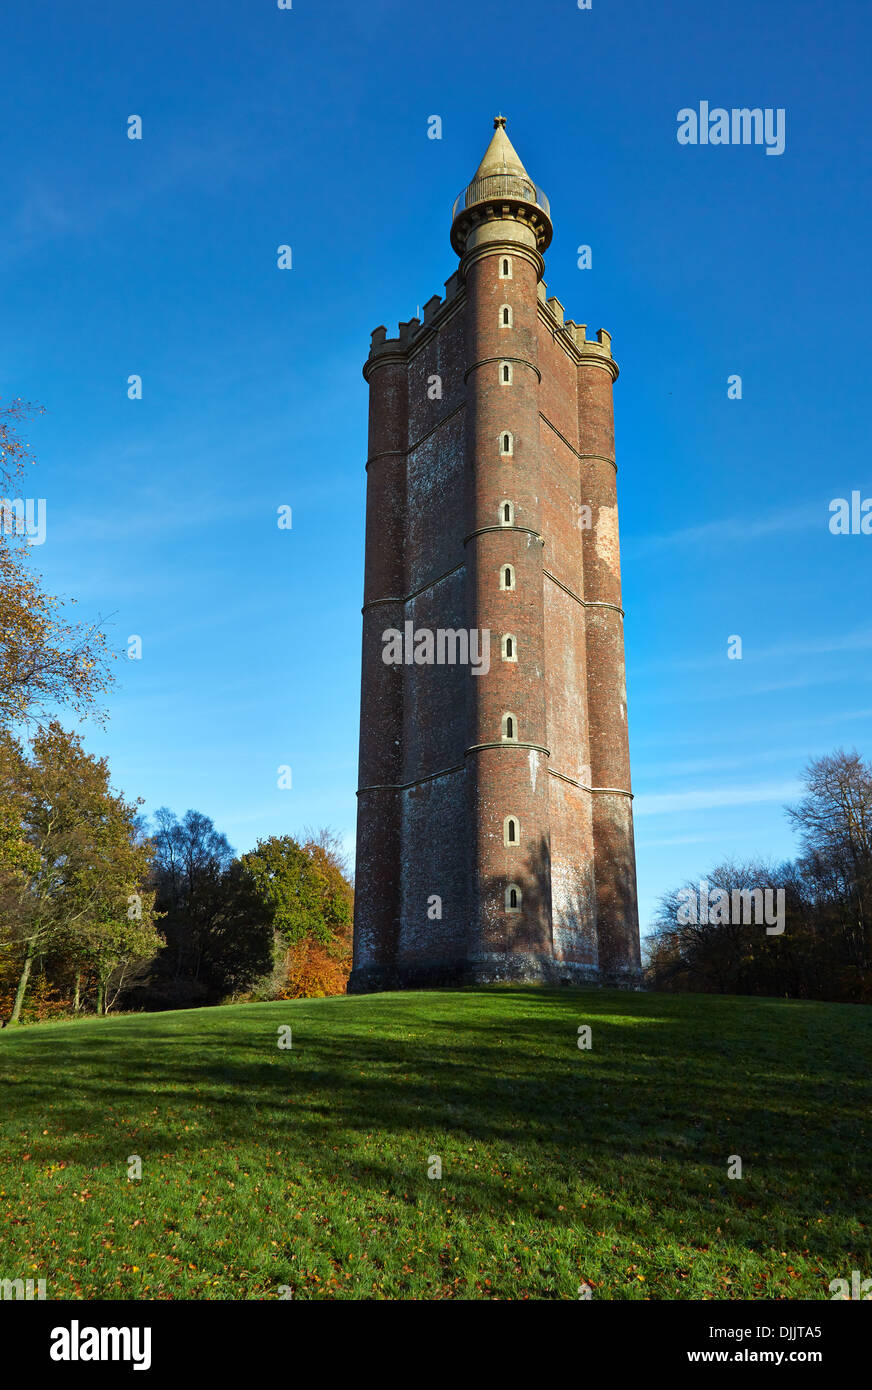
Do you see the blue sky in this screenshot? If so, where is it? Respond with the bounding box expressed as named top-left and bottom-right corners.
top-left (2, 0), bottom-right (870, 936)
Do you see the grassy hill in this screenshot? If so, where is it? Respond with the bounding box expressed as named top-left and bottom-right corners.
top-left (0, 987), bottom-right (868, 1300)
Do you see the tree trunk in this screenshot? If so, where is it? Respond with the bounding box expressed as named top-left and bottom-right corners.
top-left (9, 937), bottom-right (36, 1025)
top-left (96, 979), bottom-right (105, 1016)
top-left (106, 963), bottom-right (127, 1014)
top-left (73, 972), bottom-right (82, 1013)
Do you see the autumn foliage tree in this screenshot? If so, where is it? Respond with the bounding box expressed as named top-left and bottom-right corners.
top-left (0, 398), bottom-right (114, 729)
top-left (0, 398), bottom-right (355, 1018)
top-left (132, 819), bottom-right (353, 1006)
top-left (240, 829), bottom-right (353, 997)
top-left (0, 722), bottom-right (161, 1022)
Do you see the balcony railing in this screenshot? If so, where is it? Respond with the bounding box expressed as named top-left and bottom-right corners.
top-left (451, 173), bottom-right (550, 222)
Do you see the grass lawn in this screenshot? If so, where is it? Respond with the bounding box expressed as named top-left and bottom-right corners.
top-left (0, 986), bottom-right (869, 1300)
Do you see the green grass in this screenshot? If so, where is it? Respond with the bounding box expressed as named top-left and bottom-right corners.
top-left (0, 987), bottom-right (869, 1300)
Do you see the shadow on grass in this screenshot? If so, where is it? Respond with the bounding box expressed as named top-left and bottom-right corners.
top-left (0, 987), bottom-right (868, 1263)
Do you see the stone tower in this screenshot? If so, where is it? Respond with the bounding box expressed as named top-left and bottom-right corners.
top-left (349, 118), bottom-right (640, 994)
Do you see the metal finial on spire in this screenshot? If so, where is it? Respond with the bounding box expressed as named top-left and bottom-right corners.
top-left (494, 114), bottom-right (506, 129)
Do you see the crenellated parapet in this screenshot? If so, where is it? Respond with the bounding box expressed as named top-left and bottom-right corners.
top-left (573, 326), bottom-right (618, 380)
top-left (363, 272), bottom-right (464, 379)
top-left (537, 281), bottom-right (619, 381)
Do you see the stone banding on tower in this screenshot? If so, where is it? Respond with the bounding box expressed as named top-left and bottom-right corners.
top-left (350, 118), bottom-right (641, 993)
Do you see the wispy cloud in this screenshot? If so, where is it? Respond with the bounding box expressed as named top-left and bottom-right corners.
top-left (633, 624), bottom-right (872, 687)
top-left (56, 491), bottom-right (269, 543)
top-left (636, 833), bottom-right (717, 848)
top-left (2, 134), bottom-right (279, 268)
top-left (627, 502), bottom-right (817, 555)
top-left (633, 747), bottom-right (813, 780)
top-left (634, 780), bottom-right (800, 817)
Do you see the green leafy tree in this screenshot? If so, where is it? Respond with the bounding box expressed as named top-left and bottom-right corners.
top-left (240, 832), bottom-right (352, 951)
top-left (198, 859), bottom-right (275, 998)
top-left (150, 807), bottom-right (234, 983)
top-left (143, 808), bottom-right (273, 1005)
top-left (1, 722), bottom-right (160, 1022)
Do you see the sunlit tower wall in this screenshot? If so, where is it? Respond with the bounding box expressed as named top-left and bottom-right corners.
top-left (350, 118), bottom-right (641, 993)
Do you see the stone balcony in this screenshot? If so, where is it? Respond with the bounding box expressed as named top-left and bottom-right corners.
top-left (450, 171), bottom-right (550, 222)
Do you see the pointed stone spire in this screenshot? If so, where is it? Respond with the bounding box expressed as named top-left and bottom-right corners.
top-left (471, 115), bottom-right (533, 184)
top-left (450, 117), bottom-right (552, 264)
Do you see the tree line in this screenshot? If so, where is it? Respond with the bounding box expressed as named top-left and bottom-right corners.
top-left (0, 738), bottom-right (353, 1023)
top-left (0, 398), bottom-right (353, 1024)
top-left (646, 749), bottom-right (872, 1003)
top-left (4, 397), bottom-right (867, 1014)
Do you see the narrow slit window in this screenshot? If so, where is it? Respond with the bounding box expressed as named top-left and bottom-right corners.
top-left (501, 305), bottom-right (513, 327)
top-left (500, 257), bottom-right (512, 279)
top-left (500, 431), bottom-right (513, 456)
top-left (500, 500), bottom-right (514, 525)
top-left (505, 884), bottom-right (521, 913)
top-left (501, 712), bottom-right (517, 742)
top-left (501, 633), bottom-right (517, 662)
top-left (500, 361), bottom-right (513, 385)
top-left (504, 815), bottom-right (520, 847)
top-left (500, 564), bottom-right (515, 591)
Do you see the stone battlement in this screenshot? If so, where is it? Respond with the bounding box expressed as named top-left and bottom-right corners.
top-left (537, 280), bottom-right (615, 370)
top-left (367, 271), bottom-right (463, 363)
top-left (366, 269), bottom-right (615, 379)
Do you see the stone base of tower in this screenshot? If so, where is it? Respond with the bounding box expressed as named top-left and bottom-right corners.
top-left (347, 954), bottom-right (641, 995)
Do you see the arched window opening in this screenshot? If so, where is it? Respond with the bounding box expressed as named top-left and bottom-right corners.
top-left (500, 431), bottom-right (513, 456)
top-left (501, 304), bottom-right (513, 327)
top-left (501, 712), bottom-right (518, 742)
top-left (504, 815), bottom-right (520, 847)
top-left (505, 884), bottom-right (522, 914)
top-left (500, 564), bottom-right (515, 591)
top-left (501, 633), bottom-right (517, 662)
top-left (500, 361), bottom-right (512, 385)
top-left (500, 257), bottom-right (512, 279)
top-left (500, 500), bottom-right (514, 525)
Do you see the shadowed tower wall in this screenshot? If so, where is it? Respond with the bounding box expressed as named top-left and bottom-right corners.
top-left (350, 119), bottom-right (641, 993)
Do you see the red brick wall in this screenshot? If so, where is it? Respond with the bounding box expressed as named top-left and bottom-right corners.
top-left (350, 250), bottom-right (640, 992)
top-left (577, 357), bottom-right (641, 976)
top-left (464, 249), bottom-right (552, 968)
